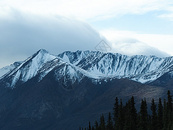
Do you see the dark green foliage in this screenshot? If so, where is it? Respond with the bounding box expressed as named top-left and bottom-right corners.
top-left (116, 99), bottom-right (124, 130)
top-left (106, 112), bottom-right (113, 130)
top-left (157, 98), bottom-right (163, 130)
top-left (113, 97), bottom-right (119, 128)
top-left (79, 126), bottom-right (82, 130)
top-left (150, 99), bottom-right (157, 130)
top-left (167, 90), bottom-right (172, 112)
top-left (124, 96), bottom-right (137, 130)
top-left (83, 90), bottom-right (172, 130)
top-left (139, 99), bottom-right (148, 130)
top-left (99, 114), bottom-right (106, 130)
top-left (167, 90), bottom-right (173, 127)
top-left (89, 121), bottom-right (91, 130)
top-left (94, 120), bottom-right (99, 130)
top-left (163, 98), bottom-right (168, 129)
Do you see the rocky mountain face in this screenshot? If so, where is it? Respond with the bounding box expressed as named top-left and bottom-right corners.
top-left (59, 50), bottom-right (173, 84)
top-left (0, 62), bottom-right (22, 77)
top-left (2, 49), bottom-right (173, 88)
top-left (0, 49), bottom-right (172, 130)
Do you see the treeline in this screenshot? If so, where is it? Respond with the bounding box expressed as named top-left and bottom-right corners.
top-left (80, 90), bottom-right (173, 130)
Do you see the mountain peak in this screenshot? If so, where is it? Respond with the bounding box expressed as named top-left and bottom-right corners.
top-left (37, 49), bottom-right (49, 54)
top-left (1, 49), bottom-right (57, 87)
top-left (1, 50), bottom-right (173, 88)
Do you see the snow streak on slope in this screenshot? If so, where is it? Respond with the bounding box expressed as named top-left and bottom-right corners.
top-left (2, 49), bottom-right (57, 87)
top-left (59, 51), bottom-right (173, 83)
top-left (2, 49), bottom-right (173, 88)
top-left (1, 50), bottom-right (99, 88)
top-left (38, 58), bottom-right (85, 84)
top-left (0, 62), bottom-right (22, 78)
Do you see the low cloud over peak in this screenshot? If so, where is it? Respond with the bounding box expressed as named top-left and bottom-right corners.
top-left (111, 39), bottom-right (169, 57)
top-left (0, 11), bottom-right (104, 67)
top-left (0, 10), bottom-right (170, 68)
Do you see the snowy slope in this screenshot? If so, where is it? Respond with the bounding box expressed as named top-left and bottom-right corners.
top-left (2, 49), bottom-right (173, 88)
top-left (1, 49), bottom-right (57, 87)
top-left (1, 50), bottom-right (101, 88)
top-left (59, 51), bottom-right (173, 83)
top-left (0, 62), bottom-right (22, 78)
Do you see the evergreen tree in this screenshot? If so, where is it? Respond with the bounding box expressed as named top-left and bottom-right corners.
top-left (139, 99), bottom-right (148, 130)
top-left (124, 96), bottom-right (137, 130)
top-left (88, 121), bottom-right (91, 130)
top-left (167, 90), bottom-right (172, 112)
top-left (167, 90), bottom-right (173, 130)
top-left (116, 99), bottom-right (124, 130)
top-left (94, 120), bottom-right (99, 130)
top-left (106, 112), bottom-right (113, 130)
top-left (99, 114), bottom-right (105, 130)
top-left (163, 99), bottom-right (168, 130)
top-left (81, 90), bottom-right (172, 130)
top-left (125, 96), bottom-right (137, 130)
top-left (130, 96), bottom-right (137, 130)
top-left (150, 99), bottom-right (157, 130)
top-left (157, 98), bottom-right (163, 130)
top-left (113, 97), bottom-right (119, 128)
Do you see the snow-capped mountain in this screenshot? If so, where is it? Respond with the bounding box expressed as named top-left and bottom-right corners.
top-left (0, 49), bottom-right (101, 88)
top-left (0, 49), bottom-right (171, 130)
top-left (1, 49), bottom-right (56, 87)
top-left (59, 50), bottom-right (173, 83)
top-left (1, 49), bottom-right (173, 88)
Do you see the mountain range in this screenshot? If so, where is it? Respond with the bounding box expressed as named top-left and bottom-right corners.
top-left (0, 49), bottom-right (172, 130)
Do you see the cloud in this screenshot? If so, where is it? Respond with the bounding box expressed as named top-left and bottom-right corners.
top-left (159, 13), bottom-right (173, 21)
top-left (157, 4), bottom-right (173, 21)
top-left (0, 0), bottom-right (173, 20)
top-left (0, 6), bottom-right (172, 68)
top-left (111, 39), bottom-right (169, 57)
top-left (0, 11), bottom-right (104, 67)
top-left (101, 29), bottom-right (171, 57)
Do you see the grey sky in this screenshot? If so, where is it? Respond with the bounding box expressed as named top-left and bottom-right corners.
top-left (0, 12), bottom-right (104, 67)
top-left (0, 4), bottom-right (171, 68)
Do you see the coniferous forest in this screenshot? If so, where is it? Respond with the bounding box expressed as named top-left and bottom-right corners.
top-left (80, 90), bottom-right (173, 130)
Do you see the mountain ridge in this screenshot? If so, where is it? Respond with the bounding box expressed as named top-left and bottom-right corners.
top-left (0, 49), bottom-right (172, 130)
top-left (1, 49), bottom-right (173, 88)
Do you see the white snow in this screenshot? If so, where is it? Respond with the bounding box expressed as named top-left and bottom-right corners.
top-left (3, 50), bottom-right (173, 88)
top-left (0, 62), bottom-right (22, 79)
top-left (60, 51), bottom-right (173, 83)
top-left (3, 50), bottom-right (56, 87)
top-left (11, 70), bottom-right (21, 87)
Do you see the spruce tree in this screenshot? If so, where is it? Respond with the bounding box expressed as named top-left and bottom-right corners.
top-left (163, 99), bottom-right (168, 130)
top-left (131, 96), bottom-right (137, 130)
top-left (167, 90), bottom-right (172, 112)
top-left (124, 96), bottom-right (137, 130)
top-left (151, 99), bottom-right (157, 130)
top-left (94, 120), bottom-right (99, 130)
top-left (139, 99), bottom-right (148, 130)
top-left (157, 98), bottom-right (163, 130)
top-left (113, 97), bottom-right (119, 129)
top-left (116, 99), bottom-right (124, 130)
top-left (167, 90), bottom-right (173, 130)
top-left (89, 121), bottom-right (91, 130)
top-left (106, 112), bottom-right (113, 130)
top-left (99, 114), bottom-right (105, 130)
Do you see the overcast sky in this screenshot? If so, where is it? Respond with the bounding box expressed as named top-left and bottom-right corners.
top-left (0, 0), bottom-right (173, 67)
